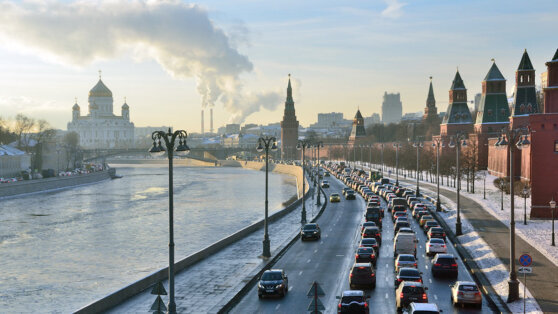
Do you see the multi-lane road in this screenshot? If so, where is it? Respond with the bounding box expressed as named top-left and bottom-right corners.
top-left (231, 173), bottom-right (495, 313)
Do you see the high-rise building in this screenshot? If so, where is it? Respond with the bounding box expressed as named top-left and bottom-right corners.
top-left (381, 92), bottom-right (402, 124)
top-left (280, 75), bottom-right (299, 160)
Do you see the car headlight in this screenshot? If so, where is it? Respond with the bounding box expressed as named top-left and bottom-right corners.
top-left (276, 284), bottom-right (284, 289)
top-left (313, 231), bottom-right (318, 234)
top-left (258, 283), bottom-right (263, 288)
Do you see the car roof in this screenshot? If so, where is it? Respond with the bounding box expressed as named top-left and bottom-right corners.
top-left (435, 253), bottom-right (454, 259)
top-left (410, 303), bottom-right (439, 310)
top-left (455, 281), bottom-right (477, 286)
top-left (265, 269), bottom-right (283, 273)
top-left (304, 223), bottom-right (318, 227)
top-left (397, 254), bottom-right (415, 258)
top-left (402, 281), bottom-right (424, 287)
top-left (341, 290), bottom-right (364, 297)
top-left (353, 262), bottom-right (372, 267)
top-left (398, 227), bottom-right (413, 232)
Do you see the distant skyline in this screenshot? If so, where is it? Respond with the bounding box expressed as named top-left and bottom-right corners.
top-left (0, 0), bottom-right (557, 131)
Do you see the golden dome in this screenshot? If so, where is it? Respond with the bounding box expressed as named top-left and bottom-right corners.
top-left (89, 79), bottom-right (112, 97)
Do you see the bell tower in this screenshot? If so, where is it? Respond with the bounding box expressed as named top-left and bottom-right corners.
top-left (280, 74), bottom-right (299, 160)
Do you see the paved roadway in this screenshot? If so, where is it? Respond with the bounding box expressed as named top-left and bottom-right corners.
top-left (231, 174), bottom-right (493, 313)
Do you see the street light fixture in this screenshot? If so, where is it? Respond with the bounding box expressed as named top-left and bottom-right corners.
top-left (411, 138), bottom-right (424, 196)
top-left (432, 138), bottom-right (445, 212)
top-left (494, 127), bottom-right (529, 303)
top-left (256, 135), bottom-right (278, 258)
top-left (448, 131), bottom-right (467, 236)
top-left (521, 186), bottom-right (530, 225)
top-left (551, 198), bottom-right (556, 247)
top-left (149, 128), bottom-right (190, 314)
top-left (393, 143), bottom-right (401, 186)
top-left (297, 139), bottom-right (312, 224)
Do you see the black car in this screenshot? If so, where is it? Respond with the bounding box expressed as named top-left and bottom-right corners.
top-left (395, 221), bottom-right (411, 233)
top-left (321, 180), bottom-right (330, 188)
top-left (345, 190), bottom-right (356, 200)
top-left (427, 227), bottom-right (446, 240)
top-left (362, 226), bottom-right (381, 243)
top-left (395, 282), bottom-right (428, 311)
top-left (342, 187), bottom-right (351, 196)
top-left (349, 263), bottom-right (376, 290)
top-left (365, 207), bottom-right (382, 225)
top-left (394, 267), bottom-right (423, 288)
top-left (355, 247), bottom-right (377, 266)
top-left (337, 290), bottom-right (369, 314)
top-left (301, 223), bottom-right (321, 241)
top-left (359, 238), bottom-right (379, 251)
top-left (361, 221), bottom-right (377, 232)
top-left (258, 269), bottom-right (288, 298)
top-left (431, 254), bottom-right (458, 278)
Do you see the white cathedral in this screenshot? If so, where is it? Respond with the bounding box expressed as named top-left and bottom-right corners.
top-left (67, 75), bottom-right (135, 149)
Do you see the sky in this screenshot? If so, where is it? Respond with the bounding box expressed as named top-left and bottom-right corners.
top-left (0, 0), bottom-right (557, 132)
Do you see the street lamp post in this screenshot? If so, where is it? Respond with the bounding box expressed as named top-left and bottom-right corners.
top-left (368, 145), bottom-right (372, 170)
top-left (380, 143), bottom-right (384, 176)
top-left (256, 136), bottom-right (278, 258)
top-left (297, 139), bottom-right (312, 224)
top-left (149, 128), bottom-right (190, 314)
top-left (432, 138), bottom-right (445, 212)
top-left (449, 132), bottom-right (467, 236)
top-left (393, 143), bottom-right (401, 186)
top-left (360, 145), bottom-right (364, 171)
top-left (494, 127), bottom-right (530, 303)
top-left (315, 141), bottom-right (323, 206)
top-left (353, 144), bottom-right (356, 169)
top-left (551, 198), bottom-right (556, 246)
top-left (521, 186), bottom-right (530, 225)
top-left (411, 138), bottom-right (424, 196)
top-left (483, 171), bottom-right (487, 200)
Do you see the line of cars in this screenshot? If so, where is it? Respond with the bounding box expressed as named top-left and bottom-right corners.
top-left (325, 162), bottom-right (483, 312)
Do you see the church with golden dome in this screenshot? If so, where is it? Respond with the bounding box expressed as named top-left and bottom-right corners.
top-left (67, 74), bottom-right (135, 149)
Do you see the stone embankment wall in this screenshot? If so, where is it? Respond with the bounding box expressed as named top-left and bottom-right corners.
top-left (218, 160), bottom-right (306, 196)
top-left (107, 158), bottom-right (216, 167)
top-left (0, 170), bottom-right (111, 198)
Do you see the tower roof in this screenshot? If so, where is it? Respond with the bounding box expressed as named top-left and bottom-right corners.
top-left (518, 50), bottom-right (534, 70)
top-left (286, 74), bottom-right (293, 104)
top-left (354, 109), bottom-right (363, 119)
top-left (484, 62), bottom-right (505, 81)
top-left (552, 48), bottom-right (558, 62)
top-left (89, 79), bottom-right (112, 97)
top-left (72, 102), bottom-right (80, 110)
top-left (451, 71), bottom-right (466, 90)
top-left (426, 77), bottom-right (435, 104)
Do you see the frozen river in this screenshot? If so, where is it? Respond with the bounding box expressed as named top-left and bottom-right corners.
top-left (0, 165), bottom-right (297, 313)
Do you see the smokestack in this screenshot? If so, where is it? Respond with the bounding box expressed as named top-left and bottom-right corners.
top-left (201, 109), bottom-right (205, 136)
top-left (210, 108), bottom-right (214, 133)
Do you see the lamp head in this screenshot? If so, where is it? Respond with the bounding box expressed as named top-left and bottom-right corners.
top-left (296, 142), bottom-right (302, 150)
top-left (448, 138), bottom-right (456, 148)
top-left (271, 141), bottom-right (278, 152)
top-left (550, 198), bottom-right (556, 209)
top-left (256, 141), bottom-right (264, 153)
top-left (175, 139), bottom-right (190, 156)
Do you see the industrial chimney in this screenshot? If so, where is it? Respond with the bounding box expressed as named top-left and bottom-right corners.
top-left (210, 108), bottom-right (214, 134)
top-left (201, 109), bottom-right (205, 136)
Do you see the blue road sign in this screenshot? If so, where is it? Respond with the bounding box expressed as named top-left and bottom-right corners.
top-left (519, 254), bottom-right (532, 267)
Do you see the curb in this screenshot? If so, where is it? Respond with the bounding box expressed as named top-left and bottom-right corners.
top-left (216, 185), bottom-right (328, 314)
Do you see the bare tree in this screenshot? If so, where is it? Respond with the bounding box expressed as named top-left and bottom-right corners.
top-left (14, 114), bottom-right (35, 151)
top-left (31, 119), bottom-right (57, 171)
top-left (63, 131), bottom-right (80, 170)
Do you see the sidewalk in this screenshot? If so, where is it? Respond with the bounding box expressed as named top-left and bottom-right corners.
top-left (392, 171), bottom-right (558, 313)
top-left (106, 184), bottom-right (325, 313)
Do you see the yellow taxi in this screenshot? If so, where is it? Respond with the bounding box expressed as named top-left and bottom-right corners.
top-left (330, 193), bottom-right (341, 203)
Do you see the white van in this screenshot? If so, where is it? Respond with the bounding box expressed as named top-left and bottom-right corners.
top-left (394, 233), bottom-right (417, 256)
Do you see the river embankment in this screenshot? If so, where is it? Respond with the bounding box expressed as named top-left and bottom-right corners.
top-left (0, 169), bottom-right (112, 199)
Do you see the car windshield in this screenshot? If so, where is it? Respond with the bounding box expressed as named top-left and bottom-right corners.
top-left (303, 225), bottom-right (317, 231)
top-left (412, 311), bottom-right (439, 314)
top-left (431, 228), bottom-right (444, 233)
top-left (362, 238), bottom-right (377, 244)
top-left (358, 247), bottom-right (373, 253)
top-left (261, 272), bottom-right (282, 281)
top-left (402, 286), bottom-right (424, 294)
top-left (399, 255), bottom-right (415, 262)
top-left (400, 269), bottom-right (419, 276)
top-left (459, 285), bottom-right (479, 291)
top-left (437, 257), bottom-right (456, 264)
top-left (430, 239), bottom-right (444, 244)
top-left (352, 266), bottom-right (371, 273)
top-left (331, 193), bottom-right (339, 197)
top-left (341, 296), bottom-right (363, 303)
top-left (397, 222), bottom-right (410, 227)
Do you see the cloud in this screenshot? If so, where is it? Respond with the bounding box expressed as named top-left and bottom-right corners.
top-left (0, 0), bottom-right (282, 123)
top-left (381, 0), bottom-right (407, 18)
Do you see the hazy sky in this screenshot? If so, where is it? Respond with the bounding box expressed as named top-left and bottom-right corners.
top-left (0, 0), bottom-right (557, 132)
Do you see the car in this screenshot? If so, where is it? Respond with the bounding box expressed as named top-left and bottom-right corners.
top-left (427, 227), bottom-right (446, 240)
top-left (450, 281), bottom-right (482, 308)
top-left (425, 238), bottom-right (447, 256)
top-left (407, 197), bottom-right (419, 206)
top-left (342, 187), bottom-right (351, 195)
top-left (362, 226), bottom-right (381, 243)
top-left (403, 303), bottom-right (441, 314)
top-left (355, 247), bottom-right (377, 265)
top-left (423, 221), bottom-right (439, 232)
top-left (393, 211), bottom-right (407, 220)
top-left (345, 190), bottom-right (356, 200)
top-left (395, 221), bottom-right (411, 233)
top-left (321, 180), bottom-right (330, 188)
top-left (394, 267), bottom-right (423, 288)
top-left (394, 233), bottom-right (417, 256)
top-left (337, 290), bottom-right (369, 314)
top-left (361, 221), bottom-right (377, 232)
top-left (392, 205), bottom-right (407, 218)
top-left (409, 201), bottom-right (421, 210)
top-left (330, 193), bottom-right (341, 202)
top-left (394, 254), bottom-right (418, 272)
top-left (257, 269), bottom-right (288, 298)
top-left (349, 263), bottom-right (376, 290)
top-left (324, 171), bottom-right (330, 177)
top-left (419, 215), bottom-right (434, 227)
top-left (396, 227), bottom-right (415, 237)
top-left (359, 238), bottom-right (379, 251)
top-left (395, 281), bottom-right (428, 311)
top-left (301, 223), bottom-right (321, 241)
top-left (415, 210), bottom-right (430, 221)
top-left (431, 254), bottom-right (458, 278)
top-left (365, 207), bottom-right (382, 224)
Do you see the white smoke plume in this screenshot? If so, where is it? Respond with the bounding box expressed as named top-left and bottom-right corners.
top-left (0, 0), bottom-right (283, 123)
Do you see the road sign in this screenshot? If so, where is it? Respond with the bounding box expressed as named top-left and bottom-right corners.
top-left (307, 282), bottom-right (325, 297)
top-left (519, 254), bottom-right (532, 267)
top-left (307, 298), bottom-right (325, 311)
top-left (518, 267), bottom-right (532, 274)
